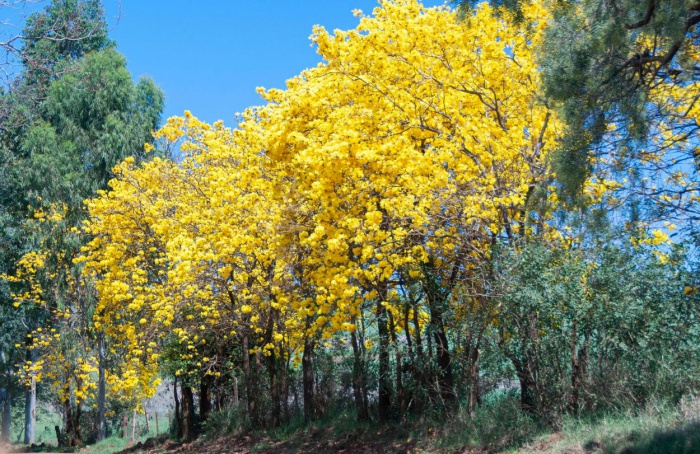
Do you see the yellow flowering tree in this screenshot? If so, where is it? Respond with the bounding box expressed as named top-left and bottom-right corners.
top-left (2, 202), bottom-right (100, 446)
top-left (80, 0), bottom-right (561, 427)
top-left (248, 0), bottom-right (556, 417)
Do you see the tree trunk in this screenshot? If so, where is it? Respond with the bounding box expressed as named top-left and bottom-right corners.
top-left (54, 426), bottom-right (62, 447)
top-left (233, 376), bottom-right (239, 405)
top-left (429, 304), bottom-right (455, 406)
top-left (467, 343), bottom-right (480, 415)
top-left (302, 335), bottom-right (315, 423)
top-left (66, 400), bottom-right (82, 447)
top-left (243, 331), bottom-right (258, 426)
top-left (143, 402), bottom-right (150, 435)
top-left (254, 351), bottom-right (264, 422)
top-left (359, 311), bottom-right (370, 414)
top-left (0, 353), bottom-right (9, 442)
top-left (75, 402), bottom-right (83, 446)
top-left (389, 312), bottom-right (405, 420)
top-left (267, 353), bottom-right (280, 427)
top-left (97, 333), bottom-right (106, 441)
top-left (1, 387), bottom-right (10, 442)
top-left (411, 302), bottom-right (427, 413)
top-left (426, 324), bottom-right (436, 404)
top-left (350, 327), bottom-right (369, 421)
top-left (181, 385), bottom-right (195, 442)
top-left (24, 373), bottom-right (36, 444)
top-left (511, 355), bottom-right (537, 413)
top-left (376, 294), bottom-right (392, 424)
top-left (570, 327), bottom-right (588, 414)
top-left (199, 374), bottom-right (212, 424)
top-left (130, 408), bottom-right (137, 442)
top-left (173, 379), bottom-right (182, 439)
top-left (282, 355), bottom-right (290, 423)
top-left (64, 397), bottom-right (75, 447)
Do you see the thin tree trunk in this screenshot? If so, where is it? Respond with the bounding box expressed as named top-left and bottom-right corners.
top-left (54, 426), bottom-right (62, 447)
top-left (173, 379), bottom-right (182, 439)
top-left (350, 326), bottom-right (369, 421)
top-left (199, 375), bottom-right (212, 424)
top-left (96, 333), bottom-right (106, 441)
top-left (468, 342), bottom-right (480, 415)
top-left (282, 354), bottom-right (290, 423)
top-left (389, 312), bottom-right (405, 420)
top-left (302, 335), bottom-right (315, 423)
top-left (181, 385), bottom-right (195, 442)
top-left (359, 310), bottom-right (370, 414)
top-left (265, 304), bottom-right (282, 427)
top-left (570, 328), bottom-right (589, 414)
top-left (143, 402), bottom-right (150, 435)
top-left (243, 331), bottom-right (258, 426)
top-left (377, 293), bottom-right (392, 424)
top-left (429, 304), bottom-right (455, 406)
top-left (411, 301), bottom-right (427, 412)
top-left (426, 324), bottom-right (436, 404)
top-left (130, 408), bottom-right (137, 442)
top-left (1, 386), bottom-right (10, 442)
top-left (570, 322), bottom-right (580, 414)
top-left (268, 352), bottom-right (280, 427)
top-left (24, 373), bottom-right (36, 444)
top-left (1, 353), bottom-right (10, 442)
top-left (74, 402), bottom-right (83, 446)
top-left (64, 397), bottom-right (74, 446)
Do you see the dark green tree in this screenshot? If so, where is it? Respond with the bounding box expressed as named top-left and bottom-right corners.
top-left (0, 0), bottom-right (163, 445)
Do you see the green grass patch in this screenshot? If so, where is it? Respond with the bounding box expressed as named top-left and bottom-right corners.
top-left (516, 397), bottom-right (700, 453)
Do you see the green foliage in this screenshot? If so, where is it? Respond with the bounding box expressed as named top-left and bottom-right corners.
top-left (540, 0), bottom-right (700, 205)
top-left (21, 0), bottom-right (111, 88)
top-left (201, 405), bottom-right (249, 437)
top-left (490, 239), bottom-right (700, 421)
top-left (436, 393), bottom-right (546, 451)
top-left (5, 49), bottom-right (163, 216)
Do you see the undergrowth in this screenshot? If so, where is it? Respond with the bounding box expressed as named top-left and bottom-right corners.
top-left (196, 392), bottom-right (700, 453)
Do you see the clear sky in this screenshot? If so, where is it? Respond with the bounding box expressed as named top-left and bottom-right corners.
top-left (101, 1), bottom-right (448, 126)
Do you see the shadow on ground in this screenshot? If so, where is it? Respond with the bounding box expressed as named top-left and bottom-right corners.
top-left (586, 421), bottom-right (700, 454)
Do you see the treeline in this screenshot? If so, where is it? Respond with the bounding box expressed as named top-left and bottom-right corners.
top-left (2, 0), bottom-right (700, 448)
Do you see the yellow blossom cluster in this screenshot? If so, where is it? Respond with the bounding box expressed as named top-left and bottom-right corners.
top-left (80, 0), bottom-right (561, 394)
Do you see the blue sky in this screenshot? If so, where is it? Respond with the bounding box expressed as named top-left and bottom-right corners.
top-left (101, 1), bottom-right (448, 126)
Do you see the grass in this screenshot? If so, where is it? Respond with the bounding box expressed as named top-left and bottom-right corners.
top-left (79, 414), bottom-right (171, 454)
top-left (196, 396), bottom-right (543, 453)
top-left (417, 392), bottom-right (547, 452)
top-left (10, 394), bottom-right (700, 453)
top-left (5, 409), bottom-right (170, 454)
top-left (33, 408), bottom-right (62, 446)
top-left (515, 397), bottom-right (700, 453)
top-left (7, 405), bottom-right (62, 446)
top-left (216, 394), bottom-right (700, 454)
top-left (80, 435), bottom-right (140, 454)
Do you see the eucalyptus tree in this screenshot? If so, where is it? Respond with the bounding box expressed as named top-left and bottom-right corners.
top-left (0, 0), bottom-right (163, 444)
